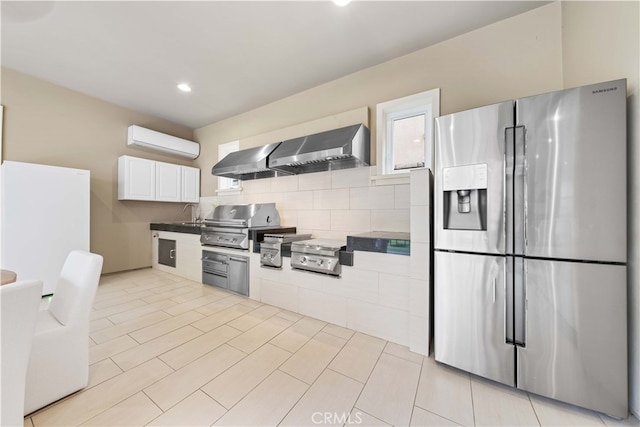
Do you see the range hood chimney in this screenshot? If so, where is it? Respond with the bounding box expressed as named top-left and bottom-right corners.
top-left (268, 124), bottom-right (370, 175)
top-left (211, 142), bottom-right (291, 181)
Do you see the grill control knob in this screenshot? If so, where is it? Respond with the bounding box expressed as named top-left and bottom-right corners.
top-left (317, 259), bottom-right (324, 266)
top-left (300, 256), bottom-right (307, 264)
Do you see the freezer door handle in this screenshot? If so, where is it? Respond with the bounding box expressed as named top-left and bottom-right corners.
top-left (505, 257), bottom-right (514, 344)
top-left (514, 126), bottom-right (526, 255)
top-left (514, 257), bottom-right (526, 347)
top-left (493, 277), bottom-right (497, 303)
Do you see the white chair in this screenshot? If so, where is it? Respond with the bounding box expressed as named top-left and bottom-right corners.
top-left (1, 280), bottom-right (43, 427)
top-left (24, 250), bottom-right (103, 415)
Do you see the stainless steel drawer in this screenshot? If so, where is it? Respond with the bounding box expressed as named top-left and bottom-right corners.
top-left (202, 250), bottom-right (228, 275)
top-left (202, 259), bottom-right (227, 274)
top-left (203, 271), bottom-right (228, 289)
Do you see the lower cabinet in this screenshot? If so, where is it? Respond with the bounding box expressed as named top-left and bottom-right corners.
top-left (152, 231), bottom-right (201, 282)
top-left (202, 250), bottom-right (249, 296)
top-left (151, 232), bottom-right (249, 297)
top-left (202, 251), bottom-right (228, 290)
top-left (228, 255), bottom-right (249, 296)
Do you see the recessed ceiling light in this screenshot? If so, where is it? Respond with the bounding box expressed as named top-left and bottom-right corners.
top-left (332, 0), bottom-right (352, 6)
top-left (177, 83), bottom-right (192, 92)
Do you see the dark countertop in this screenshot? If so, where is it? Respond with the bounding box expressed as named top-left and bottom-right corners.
top-left (150, 224), bottom-right (298, 247)
top-left (150, 222), bottom-right (203, 235)
top-left (346, 231), bottom-right (411, 256)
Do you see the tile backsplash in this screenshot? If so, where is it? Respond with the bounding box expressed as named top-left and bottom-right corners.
top-left (200, 166), bottom-right (411, 240)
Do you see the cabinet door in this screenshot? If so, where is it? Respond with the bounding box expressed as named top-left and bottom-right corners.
top-left (181, 166), bottom-right (200, 203)
top-left (156, 162), bottom-right (182, 202)
top-left (118, 156), bottom-right (155, 200)
top-left (158, 238), bottom-right (176, 267)
top-left (228, 255), bottom-right (249, 296)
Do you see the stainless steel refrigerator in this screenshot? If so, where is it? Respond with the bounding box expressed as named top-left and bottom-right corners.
top-left (433, 79), bottom-right (627, 418)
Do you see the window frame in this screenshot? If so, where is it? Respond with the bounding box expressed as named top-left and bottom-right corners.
top-left (375, 88), bottom-right (440, 182)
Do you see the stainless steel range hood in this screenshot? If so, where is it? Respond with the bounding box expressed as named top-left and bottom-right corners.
top-left (211, 142), bottom-right (291, 181)
top-left (268, 124), bottom-right (370, 175)
top-left (211, 124), bottom-right (370, 181)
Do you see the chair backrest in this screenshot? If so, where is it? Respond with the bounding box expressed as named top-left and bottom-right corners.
top-left (48, 250), bottom-right (104, 326)
top-left (1, 280), bottom-right (43, 427)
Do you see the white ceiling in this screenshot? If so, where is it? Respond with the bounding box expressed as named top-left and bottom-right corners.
top-left (1, 1), bottom-right (547, 129)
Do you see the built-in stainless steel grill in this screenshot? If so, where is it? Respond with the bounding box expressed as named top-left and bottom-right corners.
top-left (201, 203), bottom-right (280, 250)
top-left (260, 233), bottom-right (312, 268)
top-left (290, 239), bottom-right (345, 276)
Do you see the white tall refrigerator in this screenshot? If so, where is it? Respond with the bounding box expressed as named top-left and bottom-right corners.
top-left (1, 161), bottom-right (90, 295)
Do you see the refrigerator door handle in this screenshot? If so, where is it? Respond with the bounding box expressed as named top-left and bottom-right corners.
top-left (514, 126), bottom-right (526, 254)
top-left (505, 127), bottom-right (515, 255)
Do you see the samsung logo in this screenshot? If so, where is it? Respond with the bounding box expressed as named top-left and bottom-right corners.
top-left (592, 87), bottom-right (618, 94)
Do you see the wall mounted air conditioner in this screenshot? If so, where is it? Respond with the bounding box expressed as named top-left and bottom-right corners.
top-left (127, 125), bottom-right (200, 159)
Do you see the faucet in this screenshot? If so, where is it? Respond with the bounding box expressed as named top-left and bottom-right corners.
top-left (183, 203), bottom-right (198, 223)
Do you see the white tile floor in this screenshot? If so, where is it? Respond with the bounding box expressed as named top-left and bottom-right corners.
top-left (24, 268), bottom-right (640, 427)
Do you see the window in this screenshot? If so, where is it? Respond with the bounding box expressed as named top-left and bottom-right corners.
top-left (217, 140), bottom-right (240, 192)
top-left (376, 88), bottom-right (440, 179)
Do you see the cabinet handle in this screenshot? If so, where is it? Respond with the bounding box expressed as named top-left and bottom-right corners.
top-left (169, 249), bottom-right (176, 259)
top-left (229, 257), bottom-right (247, 263)
top-left (202, 259), bottom-right (225, 265)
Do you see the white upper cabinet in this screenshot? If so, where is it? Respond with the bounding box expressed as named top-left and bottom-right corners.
top-left (155, 161), bottom-right (182, 202)
top-left (118, 155), bottom-right (155, 200)
top-left (118, 155), bottom-right (200, 202)
top-left (181, 166), bottom-right (200, 203)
